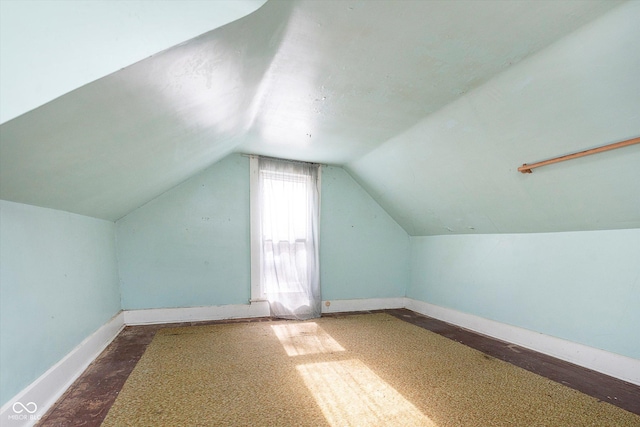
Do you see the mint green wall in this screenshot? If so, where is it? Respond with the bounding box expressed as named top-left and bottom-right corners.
top-left (321, 166), bottom-right (409, 300)
top-left (116, 154), bottom-right (251, 309)
top-left (0, 200), bottom-right (121, 406)
top-left (408, 229), bottom-right (640, 359)
top-left (117, 155), bottom-right (409, 309)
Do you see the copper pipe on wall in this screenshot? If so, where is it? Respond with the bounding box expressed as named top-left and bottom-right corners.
top-left (519, 136), bottom-right (640, 174)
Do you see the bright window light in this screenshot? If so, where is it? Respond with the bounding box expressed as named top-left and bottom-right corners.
top-left (271, 323), bottom-right (345, 356)
top-left (297, 359), bottom-right (437, 426)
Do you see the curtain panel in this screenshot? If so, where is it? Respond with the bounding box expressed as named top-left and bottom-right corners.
top-left (257, 157), bottom-right (321, 320)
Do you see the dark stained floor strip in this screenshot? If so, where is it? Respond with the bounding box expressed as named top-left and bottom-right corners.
top-left (36, 325), bottom-right (161, 426)
top-left (385, 309), bottom-right (640, 415)
top-left (37, 309), bottom-right (640, 426)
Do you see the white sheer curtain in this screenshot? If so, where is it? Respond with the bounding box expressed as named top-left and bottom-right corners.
top-left (258, 157), bottom-right (321, 320)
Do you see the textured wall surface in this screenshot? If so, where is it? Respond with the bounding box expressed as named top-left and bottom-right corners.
top-left (0, 200), bottom-right (121, 406)
top-left (117, 154), bottom-right (409, 309)
top-left (321, 166), bottom-right (409, 300)
top-left (117, 154), bottom-right (252, 309)
top-left (409, 229), bottom-right (640, 359)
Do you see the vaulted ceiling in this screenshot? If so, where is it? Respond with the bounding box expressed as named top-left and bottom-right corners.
top-left (1, 0), bottom-right (638, 234)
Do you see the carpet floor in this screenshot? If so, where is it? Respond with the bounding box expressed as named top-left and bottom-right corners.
top-left (101, 313), bottom-right (640, 426)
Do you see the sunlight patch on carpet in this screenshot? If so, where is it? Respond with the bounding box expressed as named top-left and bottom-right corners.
top-left (297, 359), bottom-right (437, 427)
top-left (101, 313), bottom-right (640, 426)
top-left (271, 322), bottom-right (345, 356)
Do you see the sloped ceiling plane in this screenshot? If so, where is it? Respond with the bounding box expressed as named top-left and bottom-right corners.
top-left (1, 0), bottom-right (638, 234)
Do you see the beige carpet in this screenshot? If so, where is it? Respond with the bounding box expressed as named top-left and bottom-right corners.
top-left (101, 313), bottom-right (639, 426)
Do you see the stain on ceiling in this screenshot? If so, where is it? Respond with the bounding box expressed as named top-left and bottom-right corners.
top-left (1, 0), bottom-right (638, 234)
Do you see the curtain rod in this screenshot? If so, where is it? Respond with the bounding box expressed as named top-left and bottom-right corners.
top-left (241, 153), bottom-right (328, 167)
top-left (518, 136), bottom-right (640, 174)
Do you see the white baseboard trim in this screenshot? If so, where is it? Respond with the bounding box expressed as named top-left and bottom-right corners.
top-left (405, 298), bottom-right (640, 386)
top-left (7, 297), bottom-right (636, 427)
top-left (0, 311), bottom-right (125, 427)
top-left (321, 297), bottom-right (405, 313)
top-left (3, 297), bottom-right (396, 423)
top-left (123, 297), bottom-right (406, 324)
top-left (123, 301), bottom-right (271, 325)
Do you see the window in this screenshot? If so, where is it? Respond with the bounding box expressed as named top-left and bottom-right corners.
top-left (250, 156), bottom-right (321, 319)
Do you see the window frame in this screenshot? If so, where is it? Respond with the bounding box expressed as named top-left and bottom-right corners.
top-left (249, 155), bottom-right (321, 303)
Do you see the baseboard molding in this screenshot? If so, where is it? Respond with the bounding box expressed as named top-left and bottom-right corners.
top-left (123, 298), bottom-right (406, 324)
top-left (123, 301), bottom-right (271, 325)
top-left (3, 296), bottom-right (397, 423)
top-left (7, 297), bottom-right (636, 427)
top-left (405, 298), bottom-right (640, 386)
top-left (321, 297), bottom-right (405, 313)
top-left (0, 311), bottom-right (125, 427)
